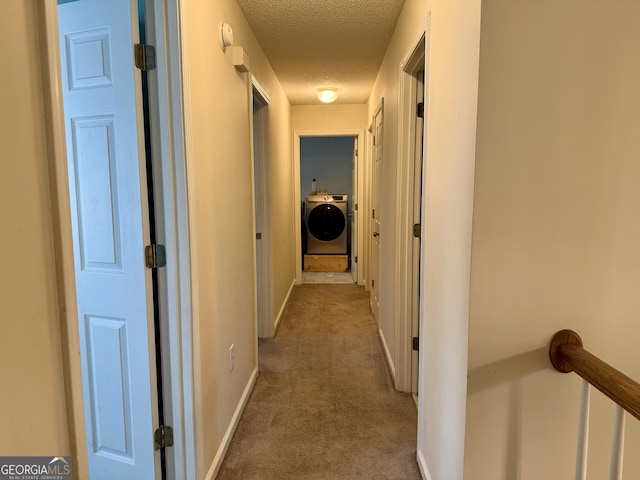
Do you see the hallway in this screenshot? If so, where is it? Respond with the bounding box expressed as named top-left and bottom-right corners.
top-left (216, 284), bottom-right (420, 479)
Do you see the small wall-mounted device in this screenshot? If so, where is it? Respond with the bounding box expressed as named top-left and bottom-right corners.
top-left (231, 46), bottom-right (249, 72)
top-left (219, 23), bottom-right (233, 52)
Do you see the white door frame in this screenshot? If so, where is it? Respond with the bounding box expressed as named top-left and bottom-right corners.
top-left (395, 20), bottom-right (430, 394)
top-left (293, 130), bottom-right (365, 284)
top-left (350, 137), bottom-right (359, 283)
top-left (39, 2), bottom-right (196, 478)
top-left (250, 76), bottom-right (274, 338)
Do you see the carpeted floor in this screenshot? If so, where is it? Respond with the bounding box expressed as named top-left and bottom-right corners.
top-left (216, 284), bottom-right (421, 480)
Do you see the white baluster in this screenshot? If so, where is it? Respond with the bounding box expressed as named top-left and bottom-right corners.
top-left (609, 405), bottom-right (626, 480)
top-left (575, 380), bottom-right (591, 480)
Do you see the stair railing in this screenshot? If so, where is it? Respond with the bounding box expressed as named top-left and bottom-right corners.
top-left (549, 329), bottom-right (640, 480)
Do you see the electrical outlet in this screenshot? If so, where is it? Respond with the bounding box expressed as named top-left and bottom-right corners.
top-left (229, 344), bottom-right (235, 372)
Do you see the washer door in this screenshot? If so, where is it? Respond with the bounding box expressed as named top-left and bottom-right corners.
top-left (307, 204), bottom-right (346, 241)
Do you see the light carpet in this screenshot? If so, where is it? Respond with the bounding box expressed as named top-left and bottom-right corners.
top-left (216, 284), bottom-right (421, 480)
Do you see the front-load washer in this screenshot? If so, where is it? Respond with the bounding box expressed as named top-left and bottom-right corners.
top-left (305, 195), bottom-right (348, 254)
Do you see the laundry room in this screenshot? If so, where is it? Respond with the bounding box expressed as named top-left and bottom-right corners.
top-left (300, 136), bottom-right (355, 276)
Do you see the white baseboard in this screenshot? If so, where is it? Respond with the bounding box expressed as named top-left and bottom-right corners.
top-left (204, 366), bottom-right (258, 480)
top-left (378, 327), bottom-right (396, 381)
top-left (273, 278), bottom-right (295, 334)
top-left (417, 449), bottom-right (432, 480)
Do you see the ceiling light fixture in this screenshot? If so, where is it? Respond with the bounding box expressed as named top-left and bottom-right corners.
top-left (317, 87), bottom-right (339, 103)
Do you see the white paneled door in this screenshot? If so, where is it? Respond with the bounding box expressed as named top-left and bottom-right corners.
top-left (370, 101), bottom-right (383, 322)
top-left (58, 0), bottom-right (160, 478)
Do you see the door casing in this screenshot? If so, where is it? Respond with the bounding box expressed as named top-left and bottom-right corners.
top-left (293, 130), bottom-right (365, 285)
top-left (38, 1), bottom-right (196, 478)
top-left (394, 23), bottom-right (430, 394)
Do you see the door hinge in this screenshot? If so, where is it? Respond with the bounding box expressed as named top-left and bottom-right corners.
top-left (412, 337), bottom-right (419, 351)
top-left (145, 244), bottom-right (166, 268)
top-left (154, 425), bottom-right (174, 450)
top-left (256, 232), bottom-right (262, 240)
top-left (355, 203), bottom-right (358, 211)
top-left (372, 209), bottom-right (376, 219)
top-left (134, 44), bottom-right (156, 71)
top-left (417, 102), bottom-right (424, 119)
top-left (355, 256), bottom-right (358, 264)
top-left (413, 223), bottom-right (421, 238)
top-left (371, 279), bottom-right (375, 288)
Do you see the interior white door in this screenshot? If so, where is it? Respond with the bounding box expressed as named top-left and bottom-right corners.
top-left (252, 98), bottom-right (265, 339)
top-left (411, 70), bottom-right (425, 395)
top-left (370, 102), bottom-right (383, 322)
top-left (350, 137), bottom-right (358, 283)
top-left (58, 0), bottom-right (160, 478)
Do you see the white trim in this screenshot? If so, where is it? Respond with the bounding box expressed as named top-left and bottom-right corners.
top-left (394, 14), bottom-right (430, 394)
top-left (273, 278), bottom-right (296, 334)
top-left (251, 75), bottom-right (271, 104)
top-left (378, 328), bottom-right (396, 382)
top-left (293, 129), bottom-right (365, 286)
top-left (203, 367), bottom-right (259, 480)
top-left (417, 449), bottom-right (433, 480)
top-left (151, 1), bottom-right (197, 478)
top-left (175, 0), bottom-right (204, 477)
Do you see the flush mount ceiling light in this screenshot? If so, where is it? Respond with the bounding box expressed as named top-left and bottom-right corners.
top-left (317, 87), bottom-right (339, 103)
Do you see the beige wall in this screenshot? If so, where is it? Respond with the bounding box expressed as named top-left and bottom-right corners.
top-left (0, 0), bottom-right (70, 456)
top-left (467, 0), bottom-right (640, 478)
top-left (368, 0), bottom-right (481, 477)
top-left (291, 104), bottom-right (368, 131)
top-left (179, 0), bottom-right (294, 476)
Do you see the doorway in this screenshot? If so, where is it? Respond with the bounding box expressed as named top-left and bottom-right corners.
top-left (395, 33), bottom-right (427, 395)
top-left (370, 102), bottom-right (383, 324)
top-left (42, 1), bottom-right (195, 478)
top-left (298, 135), bottom-right (360, 284)
top-left (251, 77), bottom-right (274, 338)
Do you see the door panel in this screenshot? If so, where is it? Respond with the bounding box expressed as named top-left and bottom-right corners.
top-left (351, 137), bottom-right (358, 283)
top-left (86, 315), bottom-right (133, 460)
top-left (411, 70), bottom-right (425, 394)
top-left (371, 102), bottom-right (383, 322)
top-left (58, 0), bottom-right (159, 478)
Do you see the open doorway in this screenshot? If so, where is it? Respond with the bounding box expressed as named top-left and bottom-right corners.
top-left (251, 77), bottom-right (274, 338)
top-left (299, 136), bottom-right (357, 284)
top-left (42, 1), bottom-right (195, 478)
top-left (395, 32), bottom-right (427, 397)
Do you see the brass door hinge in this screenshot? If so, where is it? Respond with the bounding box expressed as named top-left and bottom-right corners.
top-left (145, 244), bottom-right (166, 268)
top-left (154, 425), bottom-right (174, 450)
top-left (135, 44), bottom-right (156, 71)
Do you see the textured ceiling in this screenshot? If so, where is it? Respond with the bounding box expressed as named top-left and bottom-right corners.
top-left (236, 0), bottom-right (405, 105)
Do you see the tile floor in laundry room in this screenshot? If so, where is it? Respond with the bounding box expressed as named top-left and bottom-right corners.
top-left (301, 271), bottom-right (355, 284)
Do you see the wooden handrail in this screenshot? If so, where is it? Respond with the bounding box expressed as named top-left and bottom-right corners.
top-left (549, 329), bottom-right (640, 422)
